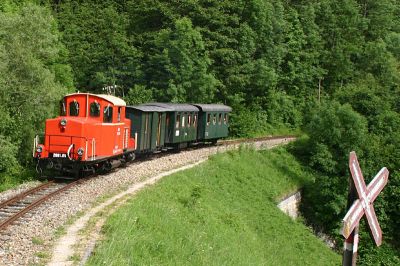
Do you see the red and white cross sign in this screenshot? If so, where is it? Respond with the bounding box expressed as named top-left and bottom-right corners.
top-left (341, 151), bottom-right (389, 246)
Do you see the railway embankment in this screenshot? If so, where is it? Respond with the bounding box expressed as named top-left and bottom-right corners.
top-left (0, 137), bottom-right (292, 265)
top-left (80, 147), bottom-right (339, 265)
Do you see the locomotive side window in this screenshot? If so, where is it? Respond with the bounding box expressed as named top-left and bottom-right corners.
top-left (224, 114), bottom-right (228, 124)
top-left (103, 105), bottom-right (113, 123)
top-left (90, 102), bottom-right (100, 117)
top-left (60, 100), bottom-right (66, 116)
top-left (117, 107), bottom-right (121, 122)
top-left (69, 100), bottom-right (79, 116)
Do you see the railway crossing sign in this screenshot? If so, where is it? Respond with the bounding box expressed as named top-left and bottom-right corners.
top-left (341, 151), bottom-right (389, 266)
top-left (341, 152), bottom-right (389, 246)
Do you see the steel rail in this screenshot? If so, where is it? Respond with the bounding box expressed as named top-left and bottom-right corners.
top-left (0, 181), bottom-right (54, 209)
top-left (0, 180), bottom-right (80, 231)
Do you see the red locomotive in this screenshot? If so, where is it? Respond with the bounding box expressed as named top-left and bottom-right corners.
top-left (34, 93), bottom-right (136, 176)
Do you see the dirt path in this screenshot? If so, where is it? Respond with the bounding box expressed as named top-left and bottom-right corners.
top-left (48, 160), bottom-right (207, 266)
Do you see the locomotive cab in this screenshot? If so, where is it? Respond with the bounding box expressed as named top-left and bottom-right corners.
top-left (34, 93), bottom-right (136, 176)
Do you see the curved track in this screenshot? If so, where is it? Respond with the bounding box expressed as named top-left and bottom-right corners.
top-left (0, 180), bottom-right (80, 231)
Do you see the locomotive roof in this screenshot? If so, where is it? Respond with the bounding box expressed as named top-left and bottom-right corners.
top-left (193, 104), bottom-right (232, 112)
top-left (65, 93), bottom-right (126, 106)
top-left (127, 105), bottom-right (173, 112)
top-left (145, 103), bottom-right (199, 112)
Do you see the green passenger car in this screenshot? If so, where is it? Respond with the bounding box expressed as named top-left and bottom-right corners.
top-left (125, 105), bottom-right (170, 153)
top-left (144, 103), bottom-right (199, 148)
top-left (194, 104), bottom-right (232, 142)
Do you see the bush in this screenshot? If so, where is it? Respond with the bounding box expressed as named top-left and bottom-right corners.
top-left (124, 84), bottom-right (154, 105)
top-left (298, 101), bottom-right (368, 235)
top-left (266, 90), bottom-right (303, 129)
top-left (304, 101), bottom-right (368, 176)
top-left (0, 138), bottom-right (21, 185)
top-left (229, 107), bottom-right (269, 137)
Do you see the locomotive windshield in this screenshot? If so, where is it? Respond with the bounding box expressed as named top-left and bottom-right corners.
top-left (90, 102), bottom-right (101, 117)
top-left (103, 105), bottom-right (113, 123)
top-left (69, 100), bottom-right (79, 116)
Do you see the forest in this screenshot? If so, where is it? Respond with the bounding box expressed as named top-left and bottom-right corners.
top-left (0, 0), bottom-right (399, 264)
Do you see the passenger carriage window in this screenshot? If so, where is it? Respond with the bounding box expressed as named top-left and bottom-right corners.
top-left (176, 115), bottom-right (180, 128)
top-left (90, 102), bottom-right (100, 117)
top-left (182, 115), bottom-right (185, 127)
top-left (193, 114), bottom-right (197, 127)
top-left (213, 114), bottom-right (216, 125)
top-left (224, 113), bottom-right (227, 124)
top-left (219, 113), bottom-right (222, 125)
top-left (166, 114), bottom-right (170, 127)
top-left (207, 114), bottom-right (211, 126)
top-left (69, 100), bottom-right (79, 116)
top-left (103, 105), bottom-right (113, 123)
top-left (188, 115), bottom-right (191, 127)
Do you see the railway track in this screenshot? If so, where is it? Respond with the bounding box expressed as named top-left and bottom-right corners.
top-left (0, 179), bottom-right (80, 231)
top-left (218, 135), bottom-right (296, 146)
top-left (0, 135), bottom-right (295, 232)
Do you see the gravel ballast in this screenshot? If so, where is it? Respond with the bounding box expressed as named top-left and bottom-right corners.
top-left (0, 138), bottom-right (293, 265)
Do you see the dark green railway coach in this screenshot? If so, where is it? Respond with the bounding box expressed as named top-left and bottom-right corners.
top-left (125, 105), bottom-right (171, 153)
top-left (194, 104), bottom-right (232, 142)
top-left (146, 103), bottom-right (200, 148)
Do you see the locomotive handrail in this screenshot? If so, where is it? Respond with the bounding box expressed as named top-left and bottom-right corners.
top-left (91, 138), bottom-right (96, 161)
top-left (36, 134), bottom-right (96, 160)
top-left (32, 135), bottom-right (39, 157)
top-left (46, 134), bottom-right (89, 142)
top-left (67, 144), bottom-right (74, 161)
top-left (46, 135), bottom-right (89, 154)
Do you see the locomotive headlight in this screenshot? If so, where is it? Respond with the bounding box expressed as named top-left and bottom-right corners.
top-left (36, 146), bottom-right (43, 153)
top-left (60, 118), bottom-right (67, 127)
top-left (77, 148), bottom-right (84, 157)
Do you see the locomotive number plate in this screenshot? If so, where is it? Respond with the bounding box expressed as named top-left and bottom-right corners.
top-left (52, 153), bottom-right (67, 158)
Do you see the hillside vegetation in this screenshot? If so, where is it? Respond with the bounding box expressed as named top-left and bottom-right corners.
top-left (0, 0), bottom-right (399, 263)
top-left (86, 148), bottom-right (340, 265)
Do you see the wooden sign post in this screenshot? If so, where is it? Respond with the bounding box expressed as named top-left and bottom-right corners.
top-left (341, 151), bottom-right (389, 266)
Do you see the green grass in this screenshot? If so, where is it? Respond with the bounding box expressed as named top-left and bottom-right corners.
top-left (0, 169), bottom-right (35, 192)
top-left (31, 237), bottom-right (45, 245)
top-left (86, 147), bottom-right (340, 265)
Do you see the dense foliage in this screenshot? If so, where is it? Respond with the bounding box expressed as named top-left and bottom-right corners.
top-left (0, 0), bottom-right (399, 263)
top-left (0, 2), bottom-right (72, 188)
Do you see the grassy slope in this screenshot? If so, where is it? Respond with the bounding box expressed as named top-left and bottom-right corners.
top-left (86, 147), bottom-right (340, 265)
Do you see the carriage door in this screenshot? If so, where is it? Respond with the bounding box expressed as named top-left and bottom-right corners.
top-left (166, 113), bottom-right (171, 141)
top-left (115, 107), bottom-right (122, 153)
top-left (144, 113), bottom-right (150, 150)
top-left (156, 113), bottom-right (162, 147)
